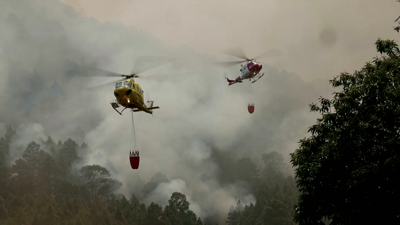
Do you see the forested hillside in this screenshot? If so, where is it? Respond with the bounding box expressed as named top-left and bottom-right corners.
top-left (0, 126), bottom-right (206, 225)
top-left (0, 125), bottom-right (299, 225)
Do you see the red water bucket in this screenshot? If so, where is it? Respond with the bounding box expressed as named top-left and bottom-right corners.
top-left (248, 104), bottom-right (255, 114)
top-left (129, 151), bottom-right (140, 169)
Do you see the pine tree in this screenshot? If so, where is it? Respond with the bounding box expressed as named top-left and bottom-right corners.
top-left (114, 204), bottom-right (126, 224)
top-left (0, 137), bottom-right (9, 167)
top-left (22, 141), bottom-right (43, 170)
top-left (0, 205), bottom-right (8, 221)
top-left (57, 139), bottom-right (79, 173)
top-left (41, 205), bottom-right (59, 225)
top-left (37, 153), bottom-right (62, 196)
top-left (31, 214), bottom-right (41, 225)
top-left (45, 136), bottom-right (55, 150)
top-left (10, 158), bottom-right (34, 195)
top-left (4, 126), bottom-right (15, 144)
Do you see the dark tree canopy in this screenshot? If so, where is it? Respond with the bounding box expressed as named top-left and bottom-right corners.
top-left (291, 39), bottom-right (400, 225)
top-left (79, 164), bottom-right (122, 199)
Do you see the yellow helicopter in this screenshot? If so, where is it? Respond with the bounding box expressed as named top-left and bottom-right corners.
top-left (109, 73), bottom-right (159, 115)
top-left (74, 58), bottom-right (174, 115)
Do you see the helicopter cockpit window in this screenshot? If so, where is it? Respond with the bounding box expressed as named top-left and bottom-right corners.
top-left (115, 82), bottom-right (122, 88)
top-left (123, 81), bottom-right (132, 88)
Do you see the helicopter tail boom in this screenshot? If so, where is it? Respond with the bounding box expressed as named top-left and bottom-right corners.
top-left (226, 76), bottom-right (242, 86)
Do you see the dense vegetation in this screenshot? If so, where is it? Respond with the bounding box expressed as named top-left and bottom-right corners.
top-left (225, 152), bottom-right (298, 225)
top-left (291, 38), bottom-right (400, 225)
top-left (0, 128), bottom-right (205, 225)
top-left (0, 125), bottom-right (299, 225)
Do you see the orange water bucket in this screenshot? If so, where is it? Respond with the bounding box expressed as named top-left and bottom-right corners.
top-left (248, 104), bottom-right (255, 114)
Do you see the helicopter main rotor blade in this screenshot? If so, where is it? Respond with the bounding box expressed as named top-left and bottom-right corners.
top-left (95, 68), bottom-right (133, 77)
top-left (213, 60), bottom-right (245, 68)
top-left (130, 56), bottom-right (177, 77)
top-left (86, 78), bottom-right (125, 90)
top-left (222, 47), bottom-right (248, 60)
top-left (67, 66), bottom-right (127, 78)
top-left (253, 49), bottom-right (283, 60)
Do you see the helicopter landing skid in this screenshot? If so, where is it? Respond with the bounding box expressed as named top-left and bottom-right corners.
top-left (251, 73), bottom-right (265, 84)
top-left (110, 100), bottom-right (128, 115)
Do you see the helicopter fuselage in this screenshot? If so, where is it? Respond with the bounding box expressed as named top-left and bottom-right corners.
top-left (226, 60), bottom-right (263, 86)
top-left (240, 60), bottom-right (262, 80)
top-left (111, 78), bottom-right (159, 115)
top-left (114, 78), bottom-right (144, 108)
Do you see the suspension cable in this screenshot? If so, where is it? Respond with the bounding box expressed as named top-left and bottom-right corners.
top-left (130, 110), bottom-right (133, 152)
top-left (249, 79), bottom-right (253, 102)
top-left (130, 110), bottom-right (138, 152)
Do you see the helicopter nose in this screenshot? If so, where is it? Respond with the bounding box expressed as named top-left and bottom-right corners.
top-left (251, 64), bottom-right (262, 72)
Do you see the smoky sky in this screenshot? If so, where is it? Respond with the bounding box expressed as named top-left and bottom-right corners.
top-left (62, 0), bottom-right (400, 81)
top-left (1, 0), bottom-right (397, 223)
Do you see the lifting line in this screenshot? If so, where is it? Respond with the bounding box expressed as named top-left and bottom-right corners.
top-left (248, 79), bottom-right (253, 103)
top-left (130, 110), bottom-right (138, 153)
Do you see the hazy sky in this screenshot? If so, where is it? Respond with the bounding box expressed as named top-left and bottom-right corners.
top-left (61, 0), bottom-right (400, 81)
top-left (2, 0), bottom-right (400, 223)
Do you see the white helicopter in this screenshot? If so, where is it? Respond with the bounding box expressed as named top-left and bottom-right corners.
top-left (215, 47), bottom-right (282, 86)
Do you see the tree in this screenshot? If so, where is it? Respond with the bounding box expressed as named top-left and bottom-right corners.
top-left (45, 136), bottom-right (55, 148)
top-left (37, 153), bottom-right (62, 196)
top-left (10, 158), bottom-right (34, 195)
top-left (4, 126), bottom-right (15, 144)
top-left (290, 39), bottom-right (400, 225)
top-left (165, 192), bottom-right (198, 225)
top-left (0, 205), bottom-right (8, 222)
top-left (144, 202), bottom-right (170, 225)
top-left (9, 142), bottom-right (46, 195)
top-left (0, 137), bottom-right (9, 167)
top-left (79, 165), bottom-right (121, 199)
top-left (262, 151), bottom-right (284, 172)
top-left (57, 138), bottom-right (79, 173)
top-left (226, 204), bottom-right (241, 225)
top-left (234, 158), bottom-right (259, 191)
top-left (41, 205), bottom-right (59, 225)
top-left (22, 141), bottom-right (44, 172)
top-left (45, 136), bottom-right (56, 155)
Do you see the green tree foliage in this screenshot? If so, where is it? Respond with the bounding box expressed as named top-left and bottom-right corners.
top-left (10, 141), bottom-right (47, 196)
top-left (290, 39), bottom-right (400, 224)
top-left (4, 126), bottom-right (15, 144)
top-left (0, 137), bottom-right (9, 167)
top-left (37, 153), bottom-right (63, 196)
top-left (143, 202), bottom-right (170, 225)
top-left (57, 138), bottom-right (79, 173)
top-left (79, 165), bottom-right (122, 199)
top-left (0, 204), bottom-right (8, 222)
top-left (41, 205), bottom-right (60, 225)
top-left (0, 129), bottom-right (208, 224)
top-left (10, 158), bottom-right (35, 196)
top-left (45, 136), bottom-right (55, 148)
top-left (262, 151), bottom-right (284, 172)
top-left (165, 192), bottom-right (199, 225)
top-left (22, 141), bottom-right (44, 171)
top-left (0, 165), bottom-right (11, 197)
top-left (226, 203), bottom-right (242, 225)
top-left (234, 158), bottom-right (259, 191)
top-left (226, 151), bottom-right (298, 225)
